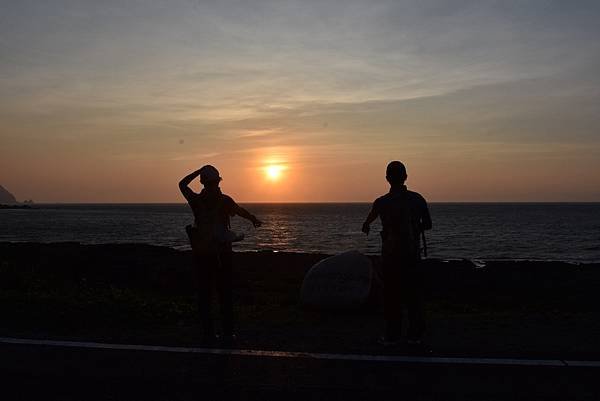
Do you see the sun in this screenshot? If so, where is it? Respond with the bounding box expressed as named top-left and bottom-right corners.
top-left (264, 164), bottom-right (285, 181)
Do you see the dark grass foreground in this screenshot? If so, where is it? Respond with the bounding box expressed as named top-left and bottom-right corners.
top-left (2, 242), bottom-right (600, 400)
top-left (1, 242), bottom-right (600, 359)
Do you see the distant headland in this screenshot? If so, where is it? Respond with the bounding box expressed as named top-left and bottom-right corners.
top-left (0, 184), bottom-right (33, 208)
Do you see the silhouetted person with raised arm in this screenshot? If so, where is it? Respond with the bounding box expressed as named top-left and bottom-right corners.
top-left (179, 165), bottom-right (262, 344)
top-left (362, 161), bottom-right (432, 346)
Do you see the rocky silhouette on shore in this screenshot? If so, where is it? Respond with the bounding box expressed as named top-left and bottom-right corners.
top-left (0, 185), bottom-right (33, 208)
top-left (0, 185), bottom-right (18, 204)
top-left (2, 242), bottom-right (600, 359)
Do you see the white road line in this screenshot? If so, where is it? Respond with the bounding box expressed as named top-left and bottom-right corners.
top-left (0, 337), bottom-right (587, 367)
top-left (563, 360), bottom-right (600, 367)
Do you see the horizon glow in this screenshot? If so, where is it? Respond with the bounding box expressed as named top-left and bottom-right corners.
top-left (1, 1), bottom-right (600, 203)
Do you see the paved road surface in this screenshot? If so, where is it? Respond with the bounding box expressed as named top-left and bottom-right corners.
top-left (1, 338), bottom-right (599, 400)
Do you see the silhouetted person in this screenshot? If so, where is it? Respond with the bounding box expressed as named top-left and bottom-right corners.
top-left (362, 161), bottom-right (432, 346)
top-left (179, 165), bottom-right (262, 344)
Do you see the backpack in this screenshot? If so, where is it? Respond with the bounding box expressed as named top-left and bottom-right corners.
top-left (381, 193), bottom-right (420, 260)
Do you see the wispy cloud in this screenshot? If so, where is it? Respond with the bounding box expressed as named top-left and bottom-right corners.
top-left (2, 1), bottom-right (600, 201)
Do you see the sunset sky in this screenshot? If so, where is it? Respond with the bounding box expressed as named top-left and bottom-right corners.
top-left (1, 0), bottom-right (600, 202)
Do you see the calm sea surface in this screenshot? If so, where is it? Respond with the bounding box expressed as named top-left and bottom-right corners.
top-left (1, 203), bottom-right (600, 263)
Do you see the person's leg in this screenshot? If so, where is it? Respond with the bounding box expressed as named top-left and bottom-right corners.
top-left (382, 254), bottom-right (402, 341)
top-left (195, 252), bottom-right (215, 339)
top-left (216, 250), bottom-right (234, 337)
top-left (406, 265), bottom-right (426, 341)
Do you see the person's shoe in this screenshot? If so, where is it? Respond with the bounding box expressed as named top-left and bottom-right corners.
top-left (200, 333), bottom-right (217, 346)
top-left (219, 333), bottom-right (238, 347)
top-left (407, 338), bottom-right (433, 354)
top-left (377, 336), bottom-right (400, 347)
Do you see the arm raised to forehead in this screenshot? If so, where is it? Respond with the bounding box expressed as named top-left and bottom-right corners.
top-left (179, 169), bottom-right (202, 202)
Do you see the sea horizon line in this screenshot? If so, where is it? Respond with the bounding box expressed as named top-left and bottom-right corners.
top-left (12, 201), bottom-right (600, 205)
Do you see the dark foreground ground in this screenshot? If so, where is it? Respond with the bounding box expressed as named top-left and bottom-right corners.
top-left (1, 242), bottom-right (600, 399)
top-left (3, 341), bottom-right (600, 401)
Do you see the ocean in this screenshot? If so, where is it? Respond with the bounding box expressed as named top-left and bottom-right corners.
top-left (1, 203), bottom-right (599, 263)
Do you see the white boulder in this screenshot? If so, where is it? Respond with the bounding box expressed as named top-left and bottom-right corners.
top-left (300, 250), bottom-right (374, 308)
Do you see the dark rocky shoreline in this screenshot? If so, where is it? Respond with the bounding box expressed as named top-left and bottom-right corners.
top-left (1, 241), bottom-right (599, 359)
top-left (0, 204), bottom-right (33, 209)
